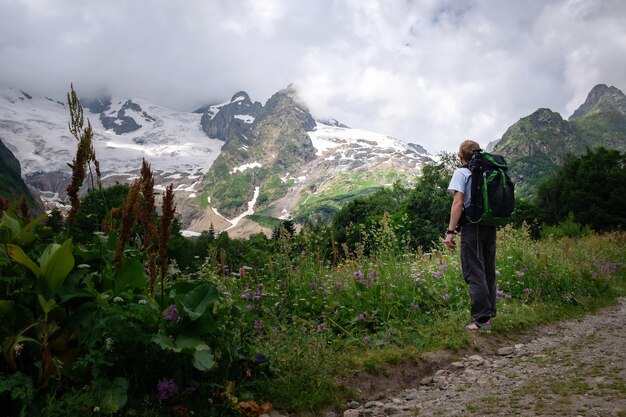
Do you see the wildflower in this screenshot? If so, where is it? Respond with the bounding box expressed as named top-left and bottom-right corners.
top-left (14, 343), bottom-right (23, 358)
top-left (239, 268), bottom-right (245, 279)
top-left (252, 291), bottom-right (262, 301)
top-left (157, 378), bottom-right (178, 401)
top-left (310, 282), bottom-right (318, 290)
top-left (358, 313), bottom-right (366, 321)
top-left (495, 270), bottom-right (501, 277)
top-left (271, 327), bottom-right (280, 334)
top-left (253, 320), bottom-right (262, 330)
top-left (163, 304), bottom-right (179, 323)
top-left (138, 299), bottom-right (148, 305)
top-left (353, 270), bottom-right (364, 281)
top-left (93, 406), bottom-right (100, 412)
top-left (523, 288), bottom-right (532, 297)
top-left (255, 352), bottom-right (269, 365)
top-left (104, 337), bottom-right (114, 352)
top-left (113, 296), bottom-right (124, 303)
top-left (356, 291), bottom-right (361, 298)
top-left (364, 335), bottom-right (371, 343)
top-left (316, 323), bottom-right (326, 333)
top-left (412, 303), bottom-right (420, 311)
top-left (455, 287), bottom-right (462, 293)
top-left (442, 293), bottom-right (450, 301)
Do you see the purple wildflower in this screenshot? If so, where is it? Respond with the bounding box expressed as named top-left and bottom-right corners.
top-left (253, 320), bottom-right (262, 330)
top-left (442, 293), bottom-right (450, 301)
top-left (310, 282), bottom-right (318, 290)
top-left (412, 303), bottom-right (420, 311)
top-left (523, 288), bottom-right (532, 297)
top-left (364, 335), bottom-right (371, 343)
top-left (353, 270), bottom-right (364, 281)
top-left (157, 378), bottom-right (178, 401)
top-left (358, 313), bottom-right (366, 321)
top-left (163, 305), bottom-right (179, 323)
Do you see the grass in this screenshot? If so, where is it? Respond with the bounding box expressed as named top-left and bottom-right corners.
top-left (243, 231), bottom-right (625, 413)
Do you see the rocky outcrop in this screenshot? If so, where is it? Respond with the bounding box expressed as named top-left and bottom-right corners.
top-left (99, 100), bottom-right (155, 134)
top-left (198, 91), bottom-right (262, 140)
top-left (570, 84), bottom-right (626, 120)
top-left (0, 138), bottom-right (43, 213)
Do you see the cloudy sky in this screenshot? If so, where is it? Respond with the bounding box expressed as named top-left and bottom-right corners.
top-left (1, 0), bottom-right (625, 153)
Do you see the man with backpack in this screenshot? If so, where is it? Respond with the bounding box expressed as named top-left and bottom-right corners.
top-left (443, 139), bottom-right (514, 332)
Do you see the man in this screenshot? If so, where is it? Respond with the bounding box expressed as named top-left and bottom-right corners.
top-left (443, 139), bottom-right (496, 331)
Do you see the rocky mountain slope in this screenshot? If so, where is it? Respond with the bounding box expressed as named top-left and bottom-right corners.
top-left (0, 138), bottom-right (42, 213)
top-left (493, 84), bottom-right (626, 199)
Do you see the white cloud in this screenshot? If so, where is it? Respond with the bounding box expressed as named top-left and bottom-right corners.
top-left (1, 0), bottom-right (625, 154)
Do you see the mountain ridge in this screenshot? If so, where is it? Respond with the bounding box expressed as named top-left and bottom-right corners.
top-left (493, 83), bottom-right (626, 199)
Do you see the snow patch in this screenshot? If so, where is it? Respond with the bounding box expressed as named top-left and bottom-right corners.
top-left (234, 114), bottom-right (255, 123)
top-left (181, 230), bottom-right (201, 237)
top-left (231, 162), bottom-right (262, 174)
top-left (225, 186), bottom-right (260, 231)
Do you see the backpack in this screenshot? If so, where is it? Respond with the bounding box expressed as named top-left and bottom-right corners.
top-left (463, 149), bottom-right (515, 226)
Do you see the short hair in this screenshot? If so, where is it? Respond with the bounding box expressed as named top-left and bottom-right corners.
top-left (459, 140), bottom-right (481, 163)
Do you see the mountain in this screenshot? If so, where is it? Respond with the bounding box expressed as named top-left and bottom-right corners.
top-left (494, 84), bottom-right (626, 199)
top-left (185, 85), bottom-right (433, 236)
top-left (0, 138), bottom-right (43, 214)
top-left (0, 86), bottom-right (433, 237)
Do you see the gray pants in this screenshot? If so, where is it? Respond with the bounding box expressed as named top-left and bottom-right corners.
top-left (460, 223), bottom-right (497, 322)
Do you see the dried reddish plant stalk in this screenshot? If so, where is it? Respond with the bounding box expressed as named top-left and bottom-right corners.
top-left (159, 184), bottom-right (176, 296)
top-left (140, 159), bottom-right (159, 296)
top-left (113, 181), bottom-right (141, 269)
top-left (65, 84), bottom-right (101, 228)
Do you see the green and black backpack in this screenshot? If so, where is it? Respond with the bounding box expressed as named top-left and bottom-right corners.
top-left (463, 149), bottom-right (515, 226)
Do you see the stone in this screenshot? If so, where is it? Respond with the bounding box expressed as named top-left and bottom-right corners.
top-left (451, 361), bottom-right (465, 368)
top-left (343, 410), bottom-right (360, 417)
top-left (497, 346), bottom-right (515, 356)
top-left (467, 355), bottom-right (485, 364)
top-left (347, 401), bottom-right (361, 409)
top-left (383, 405), bottom-right (400, 415)
top-left (420, 376), bottom-right (434, 385)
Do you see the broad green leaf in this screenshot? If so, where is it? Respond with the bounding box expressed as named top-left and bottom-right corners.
top-left (6, 244), bottom-right (41, 277)
top-left (192, 346), bottom-right (215, 371)
top-left (0, 213), bottom-right (20, 243)
top-left (14, 214), bottom-right (46, 246)
top-left (0, 300), bottom-right (14, 317)
top-left (174, 336), bottom-right (204, 353)
top-left (151, 333), bottom-right (180, 352)
top-left (181, 283), bottom-right (219, 321)
top-left (37, 294), bottom-right (57, 315)
top-left (39, 239), bottom-right (75, 300)
top-left (95, 377), bottom-right (128, 414)
top-left (114, 258), bottom-right (147, 294)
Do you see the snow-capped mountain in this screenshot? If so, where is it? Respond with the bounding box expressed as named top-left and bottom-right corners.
top-left (0, 86), bottom-right (434, 237)
top-left (0, 87), bottom-right (223, 206)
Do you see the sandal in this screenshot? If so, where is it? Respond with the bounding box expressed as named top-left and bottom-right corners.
top-left (466, 320), bottom-right (492, 332)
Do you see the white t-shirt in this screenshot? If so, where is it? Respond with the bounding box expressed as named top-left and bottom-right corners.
top-left (447, 167), bottom-right (472, 208)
